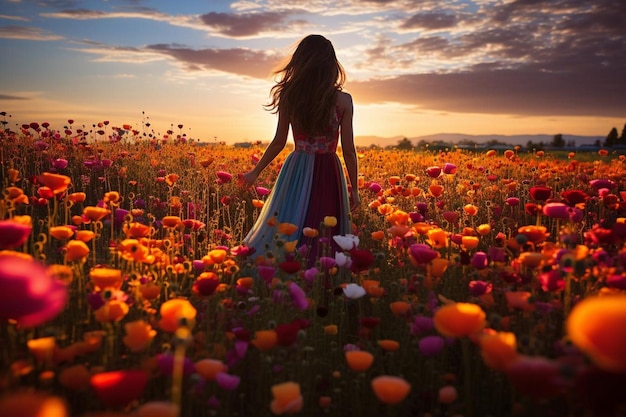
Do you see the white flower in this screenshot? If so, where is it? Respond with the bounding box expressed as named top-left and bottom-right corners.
top-left (343, 283), bottom-right (366, 299)
top-left (333, 234), bottom-right (360, 251)
top-left (335, 252), bottom-right (352, 268)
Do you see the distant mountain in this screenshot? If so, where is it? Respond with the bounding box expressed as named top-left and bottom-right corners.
top-left (355, 133), bottom-right (604, 148)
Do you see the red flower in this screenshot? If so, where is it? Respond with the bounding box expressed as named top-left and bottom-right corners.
top-left (350, 248), bottom-right (374, 273)
top-left (279, 260), bottom-right (301, 274)
top-left (275, 321), bottom-right (301, 346)
top-left (562, 189), bottom-right (588, 205)
top-left (360, 317), bottom-right (381, 329)
top-left (192, 273), bottom-right (220, 296)
top-left (529, 186), bottom-right (552, 201)
top-left (91, 370), bottom-right (148, 407)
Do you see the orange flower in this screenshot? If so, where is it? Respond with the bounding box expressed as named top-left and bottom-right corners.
top-left (65, 240), bottom-right (90, 262)
top-left (429, 258), bottom-right (449, 278)
top-left (390, 301), bottom-right (411, 317)
top-left (203, 248), bottom-right (228, 265)
top-left (251, 330), bottom-right (278, 351)
top-left (123, 320), bottom-right (156, 352)
top-left (236, 277), bottom-right (254, 290)
top-left (74, 230), bottom-right (95, 242)
top-left (371, 230), bottom-right (385, 241)
top-left (89, 267), bottom-right (123, 290)
top-left (195, 358), bottom-right (227, 381)
top-left (345, 350), bottom-right (374, 372)
top-left (302, 227), bottom-right (318, 238)
top-left (49, 226), bottom-right (74, 240)
top-left (125, 222), bottom-right (151, 238)
top-left (476, 223), bottom-right (491, 236)
top-left (518, 252), bottom-right (543, 268)
top-left (90, 370), bottom-right (148, 408)
top-left (67, 192), bottom-right (86, 203)
top-left (104, 191), bottom-right (120, 204)
top-left (161, 216), bottom-right (181, 228)
top-left (378, 339), bottom-right (400, 352)
top-left (0, 391), bottom-right (67, 417)
top-left (83, 206), bottom-right (110, 222)
top-left (165, 173), bottom-right (179, 186)
top-left (427, 228), bottom-right (448, 248)
top-left (38, 172), bottom-right (71, 195)
top-left (139, 282), bottom-right (162, 300)
top-left (463, 204), bottom-right (478, 216)
top-left (324, 325), bottom-right (338, 335)
top-left (94, 300), bottom-right (129, 322)
top-left (428, 184), bottom-right (444, 197)
top-left (118, 239), bottom-right (150, 262)
top-left (47, 264), bottom-right (73, 285)
top-left (371, 375), bottom-right (411, 404)
top-left (567, 295), bottom-right (626, 372)
top-left (388, 175), bottom-right (401, 185)
top-left (461, 235), bottom-right (479, 250)
top-left (517, 225), bottom-right (549, 244)
top-left (434, 302), bottom-right (486, 337)
top-left (158, 298), bottom-right (197, 332)
top-left (7, 168), bottom-right (20, 183)
top-left (504, 291), bottom-right (535, 311)
top-left (277, 222), bottom-right (298, 236)
top-left (252, 199), bottom-right (265, 208)
top-left (270, 381), bottom-right (303, 415)
top-left (479, 331), bottom-right (518, 370)
top-left (27, 336), bottom-right (56, 362)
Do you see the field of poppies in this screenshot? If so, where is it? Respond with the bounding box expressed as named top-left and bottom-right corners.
top-left (1, 119), bottom-right (626, 417)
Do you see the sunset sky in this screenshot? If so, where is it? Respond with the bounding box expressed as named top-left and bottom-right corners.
top-left (1, 0), bottom-right (624, 145)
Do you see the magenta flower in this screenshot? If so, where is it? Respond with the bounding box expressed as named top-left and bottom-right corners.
top-left (216, 372), bottom-right (241, 391)
top-left (319, 256), bottom-right (337, 271)
top-left (288, 282), bottom-right (309, 310)
top-left (589, 179), bottom-right (617, 190)
top-left (216, 171), bottom-right (233, 183)
top-left (443, 163), bottom-right (457, 175)
top-left (425, 166), bottom-right (441, 178)
top-left (469, 280), bottom-right (493, 296)
top-left (471, 252), bottom-right (489, 270)
top-left (542, 202), bottom-right (572, 219)
top-left (408, 244), bottom-right (439, 265)
top-left (257, 265), bottom-right (276, 284)
top-left (506, 197), bottom-right (520, 206)
top-left (418, 335), bottom-right (445, 356)
top-left (538, 270), bottom-right (565, 292)
top-left (256, 186), bottom-right (270, 196)
top-left (0, 219), bottom-right (32, 249)
top-left (368, 182), bottom-right (382, 193)
top-left (0, 255), bottom-right (67, 327)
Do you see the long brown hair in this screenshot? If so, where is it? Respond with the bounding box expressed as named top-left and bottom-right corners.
top-left (265, 34), bottom-right (346, 135)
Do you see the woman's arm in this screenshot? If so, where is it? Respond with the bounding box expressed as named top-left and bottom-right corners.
top-left (339, 92), bottom-right (360, 210)
top-left (241, 108), bottom-right (290, 187)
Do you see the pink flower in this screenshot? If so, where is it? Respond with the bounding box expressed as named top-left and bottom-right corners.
top-left (469, 280), bottom-right (493, 296)
top-left (418, 335), bottom-right (445, 356)
top-left (408, 244), bottom-right (439, 265)
top-left (0, 255), bottom-right (67, 327)
top-left (0, 218), bottom-right (32, 249)
top-left (216, 372), bottom-right (241, 390)
top-left (216, 171), bottom-right (233, 183)
top-left (443, 163), bottom-right (457, 175)
top-left (288, 282), bottom-right (309, 310)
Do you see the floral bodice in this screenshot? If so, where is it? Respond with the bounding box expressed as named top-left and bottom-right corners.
top-left (293, 107), bottom-right (342, 154)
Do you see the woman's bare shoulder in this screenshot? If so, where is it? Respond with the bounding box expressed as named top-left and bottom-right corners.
top-left (336, 91), bottom-right (353, 110)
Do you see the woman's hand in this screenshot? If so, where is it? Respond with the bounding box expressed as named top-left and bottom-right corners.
top-left (239, 171), bottom-right (258, 189)
top-left (350, 189), bottom-right (361, 211)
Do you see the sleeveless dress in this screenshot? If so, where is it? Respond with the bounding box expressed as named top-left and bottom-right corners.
top-left (243, 107), bottom-right (352, 264)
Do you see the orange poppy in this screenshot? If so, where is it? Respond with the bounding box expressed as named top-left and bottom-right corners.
top-left (104, 191), bottom-right (120, 204)
top-left (434, 302), bottom-right (486, 337)
top-left (390, 301), bottom-right (411, 317)
top-left (461, 236), bottom-right (480, 250)
top-left (478, 331), bottom-right (518, 370)
top-left (345, 350), bottom-right (374, 372)
top-left (195, 359), bottom-right (227, 381)
top-left (463, 204), bottom-right (478, 216)
top-left (74, 230), bottom-right (95, 242)
top-left (125, 222), bottom-right (151, 238)
top-left (89, 267), bottom-right (123, 290)
top-left (252, 199), bottom-right (265, 208)
top-left (517, 225), bottom-right (549, 243)
top-left (67, 192), bottom-right (86, 203)
top-left (428, 184), bottom-right (444, 197)
top-left (371, 230), bottom-right (385, 241)
top-left (139, 282), bottom-right (161, 300)
top-left (429, 258), bottom-right (449, 278)
top-left (251, 330), bottom-right (278, 351)
top-left (27, 337), bottom-right (56, 362)
top-left (83, 206), bottom-right (110, 222)
top-left (504, 291), bottom-right (535, 311)
top-left (158, 298), bottom-right (196, 332)
top-left (94, 300), bottom-right (129, 323)
top-left (378, 339), bottom-right (400, 352)
top-left (161, 216), bottom-right (181, 228)
top-left (427, 228), bottom-right (448, 248)
top-left (0, 391), bottom-right (67, 417)
top-left (371, 375), bottom-right (411, 404)
top-left (49, 226), bottom-right (74, 240)
top-left (65, 240), bottom-right (90, 262)
top-left (123, 320), bottom-right (156, 352)
top-left (324, 325), bottom-right (338, 335)
top-left (203, 248), bottom-right (228, 265)
top-left (270, 382), bottom-right (303, 415)
top-left (236, 277), bottom-right (254, 290)
top-left (567, 295), bottom-right (626, 372)
top-left (38, 172), bottom-right (71, 195)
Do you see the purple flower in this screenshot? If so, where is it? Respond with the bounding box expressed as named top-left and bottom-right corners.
top-left (369, 182), bottom-right (382, 193)
top-left (411, 316), bottom-right (434, 335)
top-left (469, 280), bottom-right (493, 296)
top-left (471, 252), bottom-right (489, 270)
top-left (288, 282), bottom-right (309, 310)
top-left (418, 336), bottom-right (445, 356)
top-left (157, 354), bottom-right (194, 376)
top-left (216, 372), bottom-right (240, 391)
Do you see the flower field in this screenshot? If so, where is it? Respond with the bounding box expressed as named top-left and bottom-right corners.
top-left (2, 119), bottom-right (626, 417)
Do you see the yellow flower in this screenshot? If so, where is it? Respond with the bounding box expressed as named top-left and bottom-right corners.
top-left (323, 216), bottom-right (337, 227)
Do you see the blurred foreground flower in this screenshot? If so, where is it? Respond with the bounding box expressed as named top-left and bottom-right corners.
top-left (0, 216), bottom-right (32, 249)
top-left (0, 255), bottom-right (67, 327)
top-left (90, 370), bottom-right (149, 407)
top-left (434, 302), bottom-right (486, 337)
top-left (0, 391), bottom-right (67, 417)
top-left (567, 295), bottom-right (626, 372)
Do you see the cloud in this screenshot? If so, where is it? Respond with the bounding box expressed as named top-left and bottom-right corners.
top-left (347, 66), bottom-right (625, 118)
top-left (146, 44), bottom-right (279, 79)
top-left (0, 94), bottom-right (29, 100)
top-left (0, 25), bottom-right (63, 40)
top-left (198, 11), bottom-right (305, 38)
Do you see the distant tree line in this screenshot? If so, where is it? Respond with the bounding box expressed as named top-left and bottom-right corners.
top-left (390, 122), bottom-right (626, 151)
